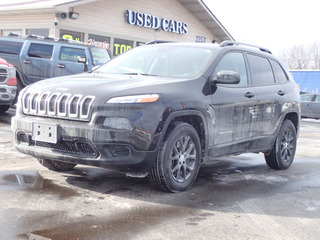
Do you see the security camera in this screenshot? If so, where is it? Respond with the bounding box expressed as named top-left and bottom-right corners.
top-left (54, 18), bottom-right (58, 26)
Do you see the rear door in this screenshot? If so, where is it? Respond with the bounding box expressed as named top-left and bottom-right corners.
top-left (54, 46), bottom-right (91, 77)
top-left (247, 54), bottom-right (287, 139)
top-left (20, 42), bottom-right (54, 85)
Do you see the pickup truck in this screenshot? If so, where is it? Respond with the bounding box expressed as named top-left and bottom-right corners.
top-left (0, 33), bottom-right (111, 94)
top-left (0, 58), bottom-right (17, 113)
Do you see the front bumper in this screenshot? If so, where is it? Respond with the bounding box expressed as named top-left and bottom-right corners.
top-left (12, 113), bottom-right (161, 175)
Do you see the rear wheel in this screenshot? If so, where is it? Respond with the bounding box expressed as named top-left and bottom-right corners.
top-left (148, 122), bottom-right (201, 192)
top-left (0, 105), bottom-right (10, 114)
top-left (265, 119), bottom-right (297, 170)
top-left (38, 159), bottom-right (77, 171)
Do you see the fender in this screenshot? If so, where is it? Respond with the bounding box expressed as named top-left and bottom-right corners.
top-left (151, 109), bottom-right (209, 158)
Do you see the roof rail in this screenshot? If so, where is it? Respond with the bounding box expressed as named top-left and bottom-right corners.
top-left (7, 32), bottom-right (85, 45)
top-left (220, 41), bottom-right (272, 54)
top-left (145, 40), bottom-right (174, 45)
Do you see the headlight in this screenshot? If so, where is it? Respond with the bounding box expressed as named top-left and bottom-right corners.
top-left (106, 94), bottom-right (159, 103)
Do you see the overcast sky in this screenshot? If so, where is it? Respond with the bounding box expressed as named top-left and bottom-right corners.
top-left (203, 0), bottom-right (320, 55)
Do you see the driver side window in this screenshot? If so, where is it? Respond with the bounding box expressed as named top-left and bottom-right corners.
top-left (214, 52), bottom-right (248, 86)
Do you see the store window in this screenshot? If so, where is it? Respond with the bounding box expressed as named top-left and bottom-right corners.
top-left (88, 34), bottom-right (110, 49)
top-left (60, 47), bottom-right (86, 62)
top-left (60, 29), bottom-right (84, 42)
top-left (2, 29), bottom-right (22, 36)
top-left (27, 28), bottom-right (49, 37)
top-left (113, 38), bottom-right (133, 56)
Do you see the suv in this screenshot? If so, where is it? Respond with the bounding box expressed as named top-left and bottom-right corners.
top-left (0, 58), bottom-right (17, 113)
top-left (12, 41), bottom-right (300, 192)
top-left (0, 33), bottom-right (111, 94)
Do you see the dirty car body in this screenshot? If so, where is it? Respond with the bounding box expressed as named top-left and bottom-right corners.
top-left (12, 42), bottom-right (301, 192)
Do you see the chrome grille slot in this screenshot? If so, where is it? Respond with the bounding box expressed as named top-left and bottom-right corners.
top-left (57, 93), bottom-right (71, 117)
top-left (48, 93), bottom-right (60, 116)
top-left (30, 93), bottom-right (39, 114)
top-left (22, 91), bottom-right (94, 121)
top-left (69, 94), bottom-right (82, 118)
top-left (81, 96), bottom-right (95, 118)
top-left (0, 68), bottom-right (8, 82)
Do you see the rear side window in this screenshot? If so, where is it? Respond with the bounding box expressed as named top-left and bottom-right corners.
top-left (60, 47), bottom-right (86, 62)
top-left (271, 60), bottom-right (288, 83)
top-left (0, 40), bottom-right (23, 55)
top-left (247, 54), bottom-right (274, 85)
top-left (28, 43), bottom-right (53, 59)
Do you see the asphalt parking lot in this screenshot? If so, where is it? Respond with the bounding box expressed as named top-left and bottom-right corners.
top-left (0, 110), bottom-right (320, 240)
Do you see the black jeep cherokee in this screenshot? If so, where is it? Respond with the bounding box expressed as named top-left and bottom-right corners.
top-left (12, 41), bottom-right (300, 192)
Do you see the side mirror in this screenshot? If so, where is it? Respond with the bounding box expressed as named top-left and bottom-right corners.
top-left (78, 56), bottom-right (88, 71)
top-left (211, 70), bottom-right (240, 84)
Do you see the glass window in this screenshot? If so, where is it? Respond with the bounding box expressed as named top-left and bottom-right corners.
top-left (97, 45), bottom-right (216, 79)
top-left (315, 95), bottom-right (320, 102)
top-left (59, 47), bottom-right (86, 62)
top-left (60, 29), bottom-right (84, 42)
top-left (88, 34), bottom-right (110, 50)
top-left (213, 52), bottom-right (248, 86)
top-left (0, 40), bottom-right (23, 55)
top-left (28, 43), bottom-right (53, 59)
top-left (27, 28), bottom-right (49, 37)
top-left (113, 38), bottom-right (133, 56)
top-left (247, 54), bottom-right (274, 85)
top-left (271, 60), bottom-right (288, 83)
top-left (300, 94), bottom-right (314, 102)
top-left (89, 47), bottom-right (111, 66)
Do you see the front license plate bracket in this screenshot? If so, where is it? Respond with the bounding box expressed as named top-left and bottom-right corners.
top-left (32, 123), bottom-right (60, 144)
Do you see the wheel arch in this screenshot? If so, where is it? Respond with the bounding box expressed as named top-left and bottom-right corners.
top-left (158, 110), bottom-right (208, 161)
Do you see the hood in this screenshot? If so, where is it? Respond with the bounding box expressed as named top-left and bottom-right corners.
top-left (25, 72), bottom-right (190, 102)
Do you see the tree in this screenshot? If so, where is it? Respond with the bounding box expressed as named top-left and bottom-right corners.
top-left (279, 42), bottom-right (320, 70)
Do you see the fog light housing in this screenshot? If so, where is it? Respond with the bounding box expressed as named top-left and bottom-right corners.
top-left (109, 145), bottom-right (132, 157)
top-left (103, 117), bottom-right (133, 130)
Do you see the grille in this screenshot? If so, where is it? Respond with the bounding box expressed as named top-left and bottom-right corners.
top-left (17, 131), bottom-right (98, 157)
top-left (0, 68), bottom-right (8, 82)
top-left (22, 91), bottom-right (95, 121)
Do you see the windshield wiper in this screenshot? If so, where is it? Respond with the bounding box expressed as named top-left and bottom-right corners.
top-left (121, 72), bottom-right (158, 76)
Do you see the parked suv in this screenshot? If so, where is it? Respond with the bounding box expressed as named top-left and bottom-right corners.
top-left (0, 33), bottom-right (111, 95)
top-left (12, 41), bottom-right (300, 192)
top-left (0, 58), bottom-right (17, 113)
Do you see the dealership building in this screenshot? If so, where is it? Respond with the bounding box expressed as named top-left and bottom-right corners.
top-left (0, 0), bottom-right (233, 56)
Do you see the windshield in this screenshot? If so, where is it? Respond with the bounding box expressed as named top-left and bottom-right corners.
top-left (96, 45), bottom-right (216, 78)
top-left (90, 47), bottom-right (111, 66)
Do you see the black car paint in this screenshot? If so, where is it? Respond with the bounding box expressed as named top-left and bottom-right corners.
top-left (12, 43), bottom-right (300, 177)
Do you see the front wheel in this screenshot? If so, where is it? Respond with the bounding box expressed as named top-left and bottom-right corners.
top-left (148, 122), bottom-right (201, 192)
top-left (38, 159), bottom-right (77, 171)
top-left (265, 120), bottom-right (297, 170)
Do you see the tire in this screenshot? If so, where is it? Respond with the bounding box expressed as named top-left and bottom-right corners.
top-left (38, 159), bottom-right (77, 171)
top-left (0, 105), bottom-right (10, 114)
top-left (14, 77), bottom-right (24, 104)
top-left (265, 119), bottom-right (297, 170)
top-left (148, 122), bottom-right (201, 192)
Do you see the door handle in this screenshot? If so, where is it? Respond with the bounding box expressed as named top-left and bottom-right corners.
top-left (57, 64), bottom-right (65, 68)
top-left (278, 90), bottom-right (285, 96)
top-left (24, 60), bottom-right (30, 64)
top-left (244, 92), bottom-right (255, 98)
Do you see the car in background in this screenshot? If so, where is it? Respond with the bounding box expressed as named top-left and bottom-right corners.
top-left (0, 58), bottom-right (17, 114)
top-left (300, 93), bottom-right (320, 119)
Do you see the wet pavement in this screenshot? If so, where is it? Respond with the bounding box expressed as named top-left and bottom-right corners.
top-left (0, 116), bottom-right (320, 240)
